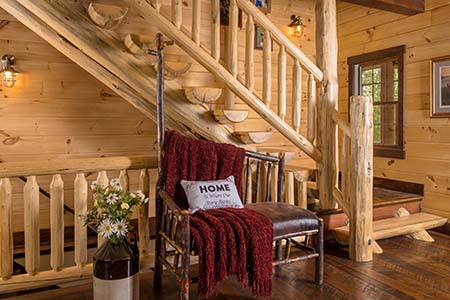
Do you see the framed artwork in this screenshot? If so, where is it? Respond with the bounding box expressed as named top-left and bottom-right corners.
top-left (254, 0), bottom-right (271, 13)
top-left (220, 0), bottom-right (242, 27)
top-left (254, 25), bottom-right (273, 50)
top-left (431, 56), bottom-right (450, 117)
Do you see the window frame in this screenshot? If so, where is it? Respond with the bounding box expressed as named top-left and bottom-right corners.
top-left (348, 45), bottom-right (406, 159)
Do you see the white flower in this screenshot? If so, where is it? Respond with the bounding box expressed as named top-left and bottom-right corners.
top-left (135, 190), bottom-right (145, 200)
top-left (110, 178), bottom-right (122, 191)
top-left (106, 193), bottom-right (119, 205)
top-left (113, 219), bottom-right (128, 237)
top-left (121, 203), bottom-right (130, 210)
top-left (90, 181), bottom-right (99, 191)
top-left (98, 218), bottom-right (114, 239)
top-left (143, 197), bottom-right (149, 204)
top-left (130, 193), bottom-right (137, 198)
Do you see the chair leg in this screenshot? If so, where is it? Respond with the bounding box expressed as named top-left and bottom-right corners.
top-left (314, 218), bottom-right (324, 285)
top-left (180, 249), bottom-right (190, 300)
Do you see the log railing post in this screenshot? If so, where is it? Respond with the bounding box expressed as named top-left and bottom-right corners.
top-left (50, 174), bottom-right (64, 271)
top-left (74, 173), bottom-right (88, 268)
top-left (24, 176), bottom-right (40, 275)
top-left (0, 178), bottom-right (13, 279)
top-left (139, 169), bottom-right (151, 257)
top-left (349, 95), bottom-right (373, 262)
top-left (278, 46), bottom-right (286, 120)
top-left (315, 0), bottom-right (338, 209)
top-left (245, 14), bottom-right (255, 92)
top-left (211, 0), bottom-right (220, 61)
top-left (292, 61), bottom-right (302, 133)
top-left (262, 29), bottom-right (272, 106)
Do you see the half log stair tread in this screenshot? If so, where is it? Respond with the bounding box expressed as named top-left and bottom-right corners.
top-left (333, 212), bottom-right (448, 245)
top-left (233, 131), bottom-right (273, 144)
top-left (212, 109), bottom-right (249, 124)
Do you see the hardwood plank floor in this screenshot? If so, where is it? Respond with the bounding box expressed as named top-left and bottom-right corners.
top-left (3, 232), bottom-right (450, 300)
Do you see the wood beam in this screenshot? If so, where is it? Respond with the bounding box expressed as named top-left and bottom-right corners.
top-left (341, 0), bottom-right (425, 16)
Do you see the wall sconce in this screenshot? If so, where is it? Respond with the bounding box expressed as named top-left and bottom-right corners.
top-left (1, 55), bottom-right (18, 88)
top-left (288, 15), bottom-right (304, 38)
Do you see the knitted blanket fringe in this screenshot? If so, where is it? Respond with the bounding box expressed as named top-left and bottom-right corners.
top-left (191, 208), bottom-right (273, 299)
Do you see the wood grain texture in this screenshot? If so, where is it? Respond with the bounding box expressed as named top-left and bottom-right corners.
top-left (0, 178), bottom-right (13, 279)
top-left (50, 174), bottom-right (64, 271)
top-left (24, 176), bottom-right (40, 275)
top-left (74, 173), bottom-right (88, 268)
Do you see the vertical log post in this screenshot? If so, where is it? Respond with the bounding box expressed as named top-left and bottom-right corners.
top-left (50, 175), bottom-right (64, 271)
top-left (192, 0), bottom-right (201, 45)
top-left (0, 178), bottom-right (13, 279)
top-left (316, 0), bottom-right (339, 209)
top-left (211, 0), bottom-right (220, 61)
top-left (224, 0), bottom-right (239, 110)
top-left (245, 14), bottom-right (255, 92)
top-left (172, 0), bottom-right (182, 29)
top-left (349, 95), bottom-right (373, 262)
top-left (278, 46), bottom-right (287, 120)
top-left (74, 173), bottom-right (88, 268)
top-left (263, 29), bottom-right (272, 106)
top-left (292, 61), bottom-right (302, 133)
top-left (139, 169), bottom-right (151, 257)
top-left (24, 176), bottom-right (40, 275)
top-left (307, 74), bottom-right (317, 143)
top-left (96, 171), bottom-right (109, 246)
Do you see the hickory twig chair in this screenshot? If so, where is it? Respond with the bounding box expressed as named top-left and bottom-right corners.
top-left (151, 33), bottom-right (324, 300)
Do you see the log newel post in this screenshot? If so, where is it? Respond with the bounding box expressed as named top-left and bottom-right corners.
top-left (315, 0), bottom-right (339, 210)
top-left (349, 95), bottom-right (373, 262)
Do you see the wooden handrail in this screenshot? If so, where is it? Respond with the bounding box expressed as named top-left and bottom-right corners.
top-left (236, 0), bottom-right (323, 82)
top-left (332, 109), bottom-right (351, 137)
top-left (0, 156), bottom-right (157, 178)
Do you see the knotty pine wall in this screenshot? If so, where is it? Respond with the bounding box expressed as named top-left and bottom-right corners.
top-left (0, 0), bottom-right (316, 232)
top-left (337, 0), bottom-right (450, 220)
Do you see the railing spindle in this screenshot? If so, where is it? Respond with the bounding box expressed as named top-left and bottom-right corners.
top-left (50, 175), bottom-right (64, 271)
top-left (245, 160), bottom-right (252, 204)
top-left (0, 178), bottom-right (13, 280)
top-left (151, 0), bottom-right (161, 12)
top-left (74, 173), bottom-right (88, 268)
top-left (192, 0), bottom-right (200, 45)
top-left (270, 163), bottom-right (278, 202)
top-left (211, 0), bottom-right (220, 61)
top-left (119, 169), bottom-right (129, 192)
top-left (307, 73), bottom-right (317, 143)
top-left (139, 169), bottom-right (151, 257)
top-left (24, 176), bottom-right (40, 275)
top-left (292, 61), bottom-right (302, 133)
top-left (257, 161), bottom-right (267, 202)
top-left (285, 172), bottom-right (295, 205)
top-left (96, 171), bottom-right (109, 246)
top-left (229, 0), bottom-right (238, 78)
top-left (245, 14), bottom-right (255, 92)
top-left (278, 45), bottom-right (286, 120)
top-left (172, 0), bottom-right (182, 29)
top-left (263, 29), bottom-right (272, 106)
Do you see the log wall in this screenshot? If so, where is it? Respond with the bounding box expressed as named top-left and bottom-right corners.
top-left (337, 0), bottom-right (450, 221)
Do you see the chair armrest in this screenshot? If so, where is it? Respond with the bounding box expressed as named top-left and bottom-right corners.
top-left (158, 189), bottom-right (190, 256)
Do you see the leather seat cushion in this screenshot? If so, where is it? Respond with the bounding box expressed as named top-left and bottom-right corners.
top-left (245, 202), bottom-right (320, 239)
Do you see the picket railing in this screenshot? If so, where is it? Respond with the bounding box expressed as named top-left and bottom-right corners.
top-left (0, 156), bottom-right (157, 293)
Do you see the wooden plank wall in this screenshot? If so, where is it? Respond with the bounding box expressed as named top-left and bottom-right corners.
top-left (0, 0), bottom-right (316, 232)
top-left (336, 0), bottom-right (450, 221)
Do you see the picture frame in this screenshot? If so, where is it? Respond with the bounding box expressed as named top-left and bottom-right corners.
top-left (254, 0), bottom-right (271, 14)
top-left (254, 25), bottom-right (273, 50)
top-left (431, 56), bottom-right (450, 117)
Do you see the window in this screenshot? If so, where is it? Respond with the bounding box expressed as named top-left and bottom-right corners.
top-left (348, 46), bottom-right (405, 159)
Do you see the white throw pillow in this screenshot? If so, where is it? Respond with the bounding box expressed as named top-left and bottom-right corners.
top-left (180, 176), bottom-right (244, 214)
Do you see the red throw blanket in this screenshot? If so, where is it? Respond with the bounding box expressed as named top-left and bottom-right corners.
top-left (163, 131), bottom-right (273, 299)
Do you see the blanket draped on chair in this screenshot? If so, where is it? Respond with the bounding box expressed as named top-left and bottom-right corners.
top-left (163, 131), bottom-right (273, 299)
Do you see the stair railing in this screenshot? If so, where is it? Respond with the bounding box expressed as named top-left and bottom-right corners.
top-left (134, 0), bottom-right (323, 162)
top-left (0, 156), bottom-right (156, 293)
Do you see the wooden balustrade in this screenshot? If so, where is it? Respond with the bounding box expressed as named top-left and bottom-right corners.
top-left (134, 0), bottom-right (322, 161)
top-left (0, 156), bottom-right (157, 293)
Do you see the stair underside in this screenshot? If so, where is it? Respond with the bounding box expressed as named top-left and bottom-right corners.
top-left (333, 212), bottom-right (448, 245)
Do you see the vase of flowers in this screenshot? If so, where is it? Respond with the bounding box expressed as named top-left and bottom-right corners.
top-left (83, 178), bottom-right (149, 300)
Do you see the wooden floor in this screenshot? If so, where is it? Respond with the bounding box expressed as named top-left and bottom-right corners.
top-left (3, 232), bottom-right (450, 300)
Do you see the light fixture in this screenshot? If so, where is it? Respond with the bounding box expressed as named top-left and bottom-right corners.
top-left (1, 55), bottom-right (18, 88)
top-left (288, 15), bottom-right (304, 38)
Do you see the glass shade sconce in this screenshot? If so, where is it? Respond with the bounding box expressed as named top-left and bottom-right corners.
top-left (1, 55), bottom-right (18, 88)
top-left (288, 15), bottom-right (304, 38)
